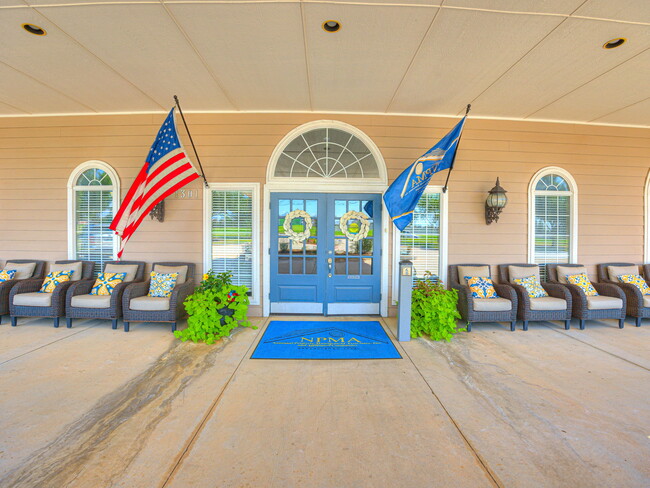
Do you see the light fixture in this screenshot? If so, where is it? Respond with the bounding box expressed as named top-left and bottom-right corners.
top-left (322, 20), bottom-right (341, 33)
top-left (22, 23), bottom-right (46, 36)
top-left (485, 177), bottom-right (507, 225)
top-left (603, 38), bottom-right (626, 49)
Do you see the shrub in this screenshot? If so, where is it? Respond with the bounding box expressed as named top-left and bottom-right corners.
top-left (411, 271), bottom-right (463, 341)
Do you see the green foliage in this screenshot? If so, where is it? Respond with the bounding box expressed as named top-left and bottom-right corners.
top-left (411, 271), bottom-right (463, 342)
top-left (174, 270), bottom-right (253, 345)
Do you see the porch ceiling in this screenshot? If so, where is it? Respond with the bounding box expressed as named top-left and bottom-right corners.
top-left (0, 0), bottom-right (649, 127)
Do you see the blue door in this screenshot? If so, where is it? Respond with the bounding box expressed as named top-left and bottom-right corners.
top-left (270, 193), bottom-right (382, 315)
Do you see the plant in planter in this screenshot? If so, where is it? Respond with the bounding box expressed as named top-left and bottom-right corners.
top-left (411, 271), bottom-right (463, 341)
top-left (174, 270), bottom-right (252, 344)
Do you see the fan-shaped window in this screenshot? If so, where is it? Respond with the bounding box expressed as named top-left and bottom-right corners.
top-left (76, 168), bottom-right (113, 186)
top-left (271, 124), bottom-right (384, 181)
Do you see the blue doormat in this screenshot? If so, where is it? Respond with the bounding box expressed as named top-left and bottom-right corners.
top-left (251, 321), bottom-right (401, 360)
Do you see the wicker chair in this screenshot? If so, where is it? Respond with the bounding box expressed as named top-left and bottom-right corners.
top-left (597, 263), bottom-right (646, 327)
top-left (65, 261), bottom-right (146, 329)
top-left (449, 264), bottom-right (517, 331)
top-left (10, 260), bottom-right (94, 328)
top-left (122, 262), bottom-right (196, 333)
top-left (0, 260), bottom-right (46, 324)
top-left (546, 263), bottom-right (626, 329)
top-left (497, 264), bottom-right (572, 331)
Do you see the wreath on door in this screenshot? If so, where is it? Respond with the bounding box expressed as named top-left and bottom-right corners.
top-left (283, 209), bottom-right (313, 243)
top-left (340, 211), bottom-right (370, 242)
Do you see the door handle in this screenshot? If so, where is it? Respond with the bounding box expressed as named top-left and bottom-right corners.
top-left (328, 257), bottom-right (333, 276)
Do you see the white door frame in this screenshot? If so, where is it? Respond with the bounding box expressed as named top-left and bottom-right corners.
top-left (263, 181), bottom-right (389, 317)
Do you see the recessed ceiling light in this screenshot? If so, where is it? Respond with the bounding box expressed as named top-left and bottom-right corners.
top-left (322, 20), bottom-right (341, 33)
top-left (22, 23), bottom-right (46, 36)
top-left (603, 38), bottom-right (626, 49)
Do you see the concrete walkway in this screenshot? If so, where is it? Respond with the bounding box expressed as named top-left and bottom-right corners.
top-left (0, 316), bottom-right (648, 488)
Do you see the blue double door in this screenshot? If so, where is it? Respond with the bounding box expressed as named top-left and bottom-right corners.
top-left (270, 193), bottom-right (382, 315)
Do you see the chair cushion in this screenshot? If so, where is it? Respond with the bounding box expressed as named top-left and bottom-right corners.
top-left (0, 269), bottom-right (16, 283)
top-left (607, 265), bottom-right (638, 283)
top-left (3, 262), bottom-right (36, 280)
top-left (457, 266), bottom-right (489, 286)
top-left (466, 276), bottom-right (498, 299)
top-left (556, 266), bottom-right (587, 284)
top-left (566, 273), bottom-right (598, 296)
top-left (154, 265), bottom-right (188, 284)
top-left (513, 275), bottom-right (548, 298)
top-left (148, 272), bottom-right (178, 298)
top-left (586, 295), bottom-right (623, 310)
top-left (473, 297), bottom-right (512, 312)
top-left (90, 272), bottom-right (127, 296)
top-left (508, 265), bottom-right (540, 283)
top-left (130, 296), bottom-right (171, 311)
top-left (617, 274), bottom-right (650, 295)
top-left (13, 292), bottom-right (52, 307)
top-left (104, 263), bottom-right (139, 282)
top-left (51, 262), bottom-right (83, 281)
top-left (643, 296), bottom-right (650, 308)
top-left (71, 294), bottom-right (111, 309)
top-left (39, 271), bottom-right (73, 293)
top-left (530, 296), bottom-right (567, 311)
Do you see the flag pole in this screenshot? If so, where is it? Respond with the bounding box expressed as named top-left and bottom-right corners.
top-left (173, 95), bottom-right (209, 188)
top-left (442, 103), bottom-right (471, 194)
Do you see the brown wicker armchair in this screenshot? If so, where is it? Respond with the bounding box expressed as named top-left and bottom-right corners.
top-left (0, 260), bottom-right (46, 324)
top-left (597, 263), bottom-right (646, 327)
top-left (10, 260), bottom-right (94, 328)
top-left (65, 261), bottom-right (146, 329)
top-left (449, 264), bottom-right (517, 331)
top-left (497, 264), bottom-right (572, 331)
top-left (546, 263), bottom-right (625, 329)
top-left (122, 262), bottom-right (196, 333)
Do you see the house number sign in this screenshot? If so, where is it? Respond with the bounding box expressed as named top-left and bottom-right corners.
top-left (171, 189), bottom-right (200, 200)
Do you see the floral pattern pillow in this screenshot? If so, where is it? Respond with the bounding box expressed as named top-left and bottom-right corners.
top-left (90, 272), bottom-right (127, 296)
top-left (148, 272), bottom-right (179, 298)
top-left (513, 275), bottom-right (548, 298)
top-left (566, 273), bottom-right (598, 296)
top-left (465, 276), bottom-right (498, 299)
top-left (617, 274), bottom-right (650, 295)
top-left (0, 269), bottom-right (16, 283)
top-left (39, 270), bottom-right (74, 293)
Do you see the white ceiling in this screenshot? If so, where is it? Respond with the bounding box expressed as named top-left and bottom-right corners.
top-left (0, 0), bottom-right (648, 127)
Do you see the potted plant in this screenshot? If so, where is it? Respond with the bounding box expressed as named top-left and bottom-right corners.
top-left (174, 270), bottom-right (252, 344)
top-left (410, 271), bottom-right (463, 341)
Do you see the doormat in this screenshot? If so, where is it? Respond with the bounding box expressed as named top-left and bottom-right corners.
top-left (251, 321), bottom-right (401, 360)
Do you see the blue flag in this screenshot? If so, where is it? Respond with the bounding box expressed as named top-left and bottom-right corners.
top-left (383, 116), bottom-right (466, 231)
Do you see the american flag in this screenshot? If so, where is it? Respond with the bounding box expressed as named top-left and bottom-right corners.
top-left (110, 108), bottom-right (200, 258)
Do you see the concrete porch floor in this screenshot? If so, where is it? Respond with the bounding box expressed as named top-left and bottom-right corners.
top-left (0, 316), bottom-right (648, 488)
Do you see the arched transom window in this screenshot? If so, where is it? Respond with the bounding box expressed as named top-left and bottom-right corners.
top-left (270, 123), bottom-right (385, 182)
top-left (68, 162), bottom-right (120, 275)
top-left (529, 168), bottom-right (577, 280)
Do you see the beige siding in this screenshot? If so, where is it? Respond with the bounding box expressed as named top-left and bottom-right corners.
top-left (0, 113), bottom-right (648, 317)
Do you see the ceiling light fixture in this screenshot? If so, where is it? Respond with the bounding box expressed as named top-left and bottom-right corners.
top-left (322, 20), bottom-right (341, 33)
top-left (603, 38), bottom-right (626, 49)
top-left (22, 23), bottom-right (46, 36)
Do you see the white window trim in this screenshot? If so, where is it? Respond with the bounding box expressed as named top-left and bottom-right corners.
top-left (527, 166), bottom-right (578, 265)
top-left (266, 120), bottom-right (388, 185)
top-left (203, 182), bottom-right (261, 306)
top-left (645, 169), bottom-right (650, 262)
top-left (391, 186), bottom-right (448, 304)
top-left (67, 160), bottom-right (120, 260)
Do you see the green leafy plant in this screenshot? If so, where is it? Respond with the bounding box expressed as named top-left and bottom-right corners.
top-left (411, 271), bottom-right (463, 341)
top-left (174, 270), bottom-right (253, 345)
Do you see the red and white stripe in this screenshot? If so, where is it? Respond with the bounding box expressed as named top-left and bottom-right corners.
top-left (110, 147), bottom-right (199, 258)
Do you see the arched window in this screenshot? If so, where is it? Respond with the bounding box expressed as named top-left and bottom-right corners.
top-left (529, 167), bottom-right (577, 280)
top-left (68, 161), bottom-right (120, 275)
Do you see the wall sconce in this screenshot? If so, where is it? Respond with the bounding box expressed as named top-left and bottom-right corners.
top-left (149, 200), bottom-right (165, 222)
top-left (485, 177), bottom-right (507, 224)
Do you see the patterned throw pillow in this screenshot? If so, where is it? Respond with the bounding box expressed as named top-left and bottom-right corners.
top-left (566, 273), bottom-right (598, 296)
top-left (39, 270), bottom-right (74, 293)
top-left (0, 269), bottom-right (16, 283)
top-left (90, 272), bottom-right (127, 296)
top-left (617, 274), bottom-right (650, 295)
top-left (148, 272), bottom-right (179, 298)
top-left (465, 276), bottom-right (498, 299)
top-left (513, 275), bottom-right (548, 298)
